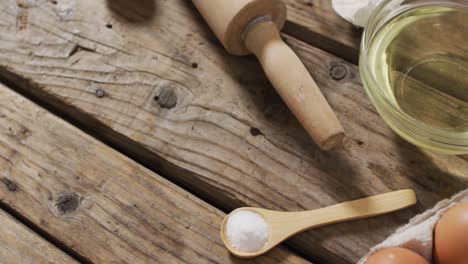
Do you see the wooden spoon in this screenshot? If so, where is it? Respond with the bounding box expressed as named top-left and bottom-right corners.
top-left (221, 189), bottom-right (417, 258)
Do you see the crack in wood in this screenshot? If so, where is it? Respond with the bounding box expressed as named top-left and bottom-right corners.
top-left (68, 44), bottom-right (96, 58)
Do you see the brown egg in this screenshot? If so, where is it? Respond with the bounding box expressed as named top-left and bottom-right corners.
top-left (434, 202), bottom-right (468, 264)
top-left (366, 247), bottom-right (428, 264)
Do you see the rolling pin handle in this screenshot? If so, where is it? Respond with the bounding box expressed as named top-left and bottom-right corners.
top-left (243, 19), bottom-right (345, 150)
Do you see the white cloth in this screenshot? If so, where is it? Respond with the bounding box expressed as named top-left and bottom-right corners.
top-left (332, 0), bottom-right (384, 27)
top-left (358, 189), bottom-right (468, 263)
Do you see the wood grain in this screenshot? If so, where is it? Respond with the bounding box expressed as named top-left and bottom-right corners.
top-left (0, 83), bottom-right (310, 264)
top-left (0, 0), bottom-right (466, 263)
top-left (283, 0), bottom-right (362, 63)
top-left (0, 209), bottom-right (77, 264)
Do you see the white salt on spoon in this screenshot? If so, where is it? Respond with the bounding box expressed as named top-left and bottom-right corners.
top-left (225, 210), bottom-right (270, 253)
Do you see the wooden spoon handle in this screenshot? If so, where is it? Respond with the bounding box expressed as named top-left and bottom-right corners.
top-left (244, 21), bottom-right (345, 150)
top-left (292, 189), bottom-right (417, 232)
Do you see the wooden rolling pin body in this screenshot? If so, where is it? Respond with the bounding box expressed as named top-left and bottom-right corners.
top-left (192, 0), bottom-right (345, 150)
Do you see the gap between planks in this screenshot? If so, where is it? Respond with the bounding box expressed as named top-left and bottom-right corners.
top-left (0, 208), bottom-right (78, 264)
top-left (0, 203), bottom-right (89, 264)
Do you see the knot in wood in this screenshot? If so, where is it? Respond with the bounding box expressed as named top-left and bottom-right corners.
top-left (55, 193), bottom-right (80, 215)
top-left (7, 125), bottom-right (31, 142)
top-left (329, 64), bottom-right (347, 81)
top-left (2, 178), bottom-right (17, 192)
top-left (155, 86), bottom-right (177, 109)
top-left (250, 127), bottom-right (263, 137)
top-left (95, 89), bottom-right (106, 98)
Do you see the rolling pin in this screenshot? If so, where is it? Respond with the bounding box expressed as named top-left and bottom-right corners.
top-left (192, 0), bottom-right (345, 150)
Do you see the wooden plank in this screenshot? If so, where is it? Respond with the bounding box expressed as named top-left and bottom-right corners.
top-left (283, 0), bottom-right (362, 63)
top-left (0, 0), bottom-right (466, 263)
top-left (0, 84), bottom-right (310, 264)
top-left (0, 209), bottom-right (77, 264)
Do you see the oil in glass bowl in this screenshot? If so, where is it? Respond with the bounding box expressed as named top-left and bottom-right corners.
top-left (367, 4), bottom-right (468, 137)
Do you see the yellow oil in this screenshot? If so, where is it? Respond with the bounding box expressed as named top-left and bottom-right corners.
top-left (368, 4), bottom-right (468, 132)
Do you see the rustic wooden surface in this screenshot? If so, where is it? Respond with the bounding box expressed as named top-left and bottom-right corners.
top-left (0, 0), bottom-right (466, 263)
top-left (0, 209), bottom-right (78, 264)
top-left (0, 82), bottom-right (309, 264)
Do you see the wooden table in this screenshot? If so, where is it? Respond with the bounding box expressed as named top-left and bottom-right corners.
top-left (0, 0), bottom-right (466, 263)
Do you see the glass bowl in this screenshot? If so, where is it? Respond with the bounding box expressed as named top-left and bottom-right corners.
top-left (359, 0), bottom-right (468, 155)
